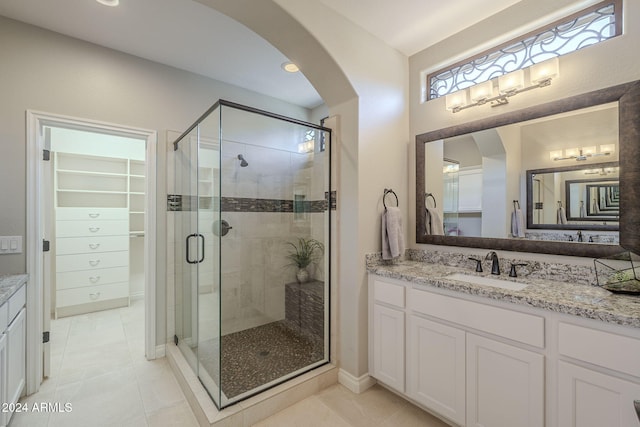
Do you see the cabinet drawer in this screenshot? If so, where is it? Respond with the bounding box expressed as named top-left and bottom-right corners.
top-left (7, 285), bottom-right (26, 324)
top-left (56, 267), bottom-right (129, 290)
top-left (559, 322), bottom-right (640, 378)
top-left (0, 303), bottom-right (7, 332)
top-left (57, 282), bottom-right (129, 308)
top-left (56, 220), bottom-right (128, 238)
top-left (56, 208), bottom-right (128, 221)
top-left (409, 288), bottom-right (544, 348)
top-left (373, 278), bottom-right (405, 308)
top-left (56, 251), bottom-right (128, 273)
top-left (56, 235), bottom-right (129, 255)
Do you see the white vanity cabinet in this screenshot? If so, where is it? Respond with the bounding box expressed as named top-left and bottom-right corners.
top-left (369, 274), bottom-right (545, 427)
top-left (466, 333), bottom-right (544, 427)
top-left (557, 322), bottom-right (640, 427)
top-left (369, 278), bottom-right (405, 392)
top-left (1, 283), bottom-right (27, 427)
top-left (407, 315), bottom-right (465, 425)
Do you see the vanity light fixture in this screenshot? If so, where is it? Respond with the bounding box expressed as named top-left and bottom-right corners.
top-left (445, 57), bottom-right (560, 113)
top-left (550, 143), bottom-right (615, 161)
top-left (96, 0), bottom-right (119, 6)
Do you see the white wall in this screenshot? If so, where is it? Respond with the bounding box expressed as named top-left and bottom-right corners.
top-left (409, 0), bottom-right (640, 260)
top-left (0, 16), bottom-right (313, 343)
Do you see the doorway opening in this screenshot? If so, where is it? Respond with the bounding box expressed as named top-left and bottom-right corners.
top-left (26, 111), bottom-right (157, 394)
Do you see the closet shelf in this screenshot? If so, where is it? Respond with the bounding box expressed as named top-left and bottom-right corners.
top-left (57, 189), bottom-right (128, 195)
top-left (57, 169), bottom-right (128, 178)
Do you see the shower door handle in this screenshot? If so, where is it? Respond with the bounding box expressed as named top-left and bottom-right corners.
top-left (197, 234), bottom-right (205, 263)
top-left (186, 233), bottom-right (205, 264)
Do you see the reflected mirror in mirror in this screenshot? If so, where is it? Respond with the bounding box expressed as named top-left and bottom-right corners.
top-left (527, 162), bottom-right (619, 232)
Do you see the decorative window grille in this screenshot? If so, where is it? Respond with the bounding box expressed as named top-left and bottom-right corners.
top-left (427, 0), bottom-right (622, 101)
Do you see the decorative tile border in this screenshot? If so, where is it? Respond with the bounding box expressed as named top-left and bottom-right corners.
top-left (167, 194), bottom-right (336, 213)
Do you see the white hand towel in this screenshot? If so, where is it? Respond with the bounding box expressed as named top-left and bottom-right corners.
top-left (580, 203), bottom-right (586, 218)
top-left (382, 207), bottom-right (404, 260)
top-left (425, 207), bottom-right (444, 236)
top-left (557, 207), bottom-right (567, 224)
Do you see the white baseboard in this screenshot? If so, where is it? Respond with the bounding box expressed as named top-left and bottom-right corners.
top-left (154, 344), bottom-right (166, 358)
top-left (338, 369), bottom-right (376, 394)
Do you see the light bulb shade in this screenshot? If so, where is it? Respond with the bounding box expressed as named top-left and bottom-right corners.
top-left (470, 80), bottom-right (494, 102)
top-left (445, 90), bottom-right (468, 111)
top-left (599, 143), bottom-right (615, 154)
top-left (530, 57), bottom-right (559, 84)
top-left (549, 150), bottom-right (563, 160)
top-left (564, 147), bottom-right (580, 157)
top-left (582, 146), bottom-right (596, 156)
top-left (498, 69), bottom-right (525, 94)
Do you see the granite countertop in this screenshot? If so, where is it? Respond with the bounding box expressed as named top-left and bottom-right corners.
top-left (0, 274), bottom-right (28, 306)
top-left (367, 260), bottom-right (640, 328)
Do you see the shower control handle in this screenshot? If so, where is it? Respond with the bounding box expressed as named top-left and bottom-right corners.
top-left (214, 220), bottom-right (233, 237)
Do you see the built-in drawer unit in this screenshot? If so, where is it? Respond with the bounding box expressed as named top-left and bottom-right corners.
top-left (56, 235), bottom-right (129, 255)
top-left (373, 277), bottom-right (405, 308)
top-left (56, 267), bottom-right (129, 290)
top-left (57, 282), bottom-right (128, 307)
top-left (56, 220), bottom-right (129, 238)
top-left (558, 322), bottom-right (640, 378)
top-left (56, 251), bottom-right (129, 273)
top-left (409, 287), bottom-right (545, 348)
top-left (56, 207), bottom-right (128, 221)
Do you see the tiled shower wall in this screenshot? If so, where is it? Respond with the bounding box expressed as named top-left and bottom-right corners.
top-left (219, 140), bottom-right (327, 334)
top-left (167, 135), bottom-right (329, 340)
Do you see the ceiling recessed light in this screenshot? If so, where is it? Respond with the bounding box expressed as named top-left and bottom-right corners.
top-left (281, 62), bottom-right (300, 73)
top-left (96, 0), bottom-right (120, 6)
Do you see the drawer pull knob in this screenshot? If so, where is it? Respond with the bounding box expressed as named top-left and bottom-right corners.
top-left (89, 259), bottom-right (101, 267)
top-left (89, 227), bottom-right (100, 233)
top-left (89, 276), bottom-right (100, 283)
top-left (89, 243), bottom-right (101, 250)
top-left (89, 213), bottom-right (100, 218)
top-left (89, 292), bottom-right (101, 300)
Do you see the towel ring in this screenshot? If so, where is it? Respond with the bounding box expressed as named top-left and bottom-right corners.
top-left (383, 188), bottom-right (398, 210)
top-left (425, 193), bottom-right (437, 209)
top-left (513, 200), bottom-right (520, 210)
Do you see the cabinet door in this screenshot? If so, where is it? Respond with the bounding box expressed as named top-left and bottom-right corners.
top-left (558, 361), bottom-right (640, 427)
top-left (407, 315), bottom-right (465, 426)
top-left (371, 304), bottom-right (405, 392)
top-left (467, 333), bottom-right (544, 427)
top-left (6, 308), bottom-right (26, 412)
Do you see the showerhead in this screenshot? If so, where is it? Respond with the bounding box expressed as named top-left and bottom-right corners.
top-left (237, 154), bottom-right (248, 167)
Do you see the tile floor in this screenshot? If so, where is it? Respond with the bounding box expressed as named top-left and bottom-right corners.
top-left (10, 299), bottom-right (450, 427)
top-left (10, 299), bottom-right (198, 427)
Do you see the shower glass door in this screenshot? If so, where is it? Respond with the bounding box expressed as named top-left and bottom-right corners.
top-left (173, 104), bottom-right (223, 408)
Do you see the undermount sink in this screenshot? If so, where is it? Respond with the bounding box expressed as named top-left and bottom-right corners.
top-left (446, 273), bottom-right (529, 291)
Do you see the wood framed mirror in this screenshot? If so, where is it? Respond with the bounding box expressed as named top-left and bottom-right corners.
top-left (416, 79), bottom-right (640, 257)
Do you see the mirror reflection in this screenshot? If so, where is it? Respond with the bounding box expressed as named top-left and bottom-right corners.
top-left (423, 102), bottom-right (619, 243)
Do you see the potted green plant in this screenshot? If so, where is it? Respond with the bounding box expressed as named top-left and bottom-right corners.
top-left (285, 238), bottom-right (324, 283)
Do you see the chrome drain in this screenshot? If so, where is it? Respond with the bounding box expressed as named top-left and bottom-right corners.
top-left (258, 350), bottom-right (270, 357)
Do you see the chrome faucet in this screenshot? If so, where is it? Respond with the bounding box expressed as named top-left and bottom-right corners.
top-left (485, 251), bottom-right (500, 275)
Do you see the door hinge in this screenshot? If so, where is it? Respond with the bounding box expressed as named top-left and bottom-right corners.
top-left (43, 331), bottom-right (50, 343)
top-left (43, 240), bottom-right (50, 252)
top-left (174, 335), bottom-right (179, 345)
top-left (43, 149), bottom-right (51, 161)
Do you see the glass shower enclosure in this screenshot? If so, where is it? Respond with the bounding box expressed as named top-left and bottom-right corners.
top-left (171, 100), bottom-right (331, 409)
